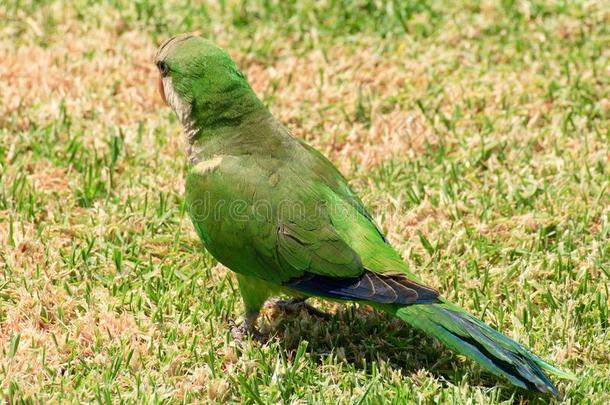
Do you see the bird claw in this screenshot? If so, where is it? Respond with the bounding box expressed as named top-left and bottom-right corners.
top-left (230, 319), bottom-right (268, 344)
top-left (229, 298), bottom-right (328, 346)
top-left (272, 298), bottom-right (331, 320)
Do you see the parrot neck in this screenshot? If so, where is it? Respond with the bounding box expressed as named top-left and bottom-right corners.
top-left (186, 108), bottom-right (283, 164)
top-left (164, 76), bottom-right (270, 163)
top-left (191, 84), bottom-right (266, 130)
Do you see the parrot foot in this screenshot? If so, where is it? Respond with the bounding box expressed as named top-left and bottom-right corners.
top-left (272, 298), bottom-right (330, 320)
top-left (230, 316), bottom-right (268, 344)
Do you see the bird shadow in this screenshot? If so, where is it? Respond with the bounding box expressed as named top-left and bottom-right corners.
top-left (258, 301), bottom-right (553, 404)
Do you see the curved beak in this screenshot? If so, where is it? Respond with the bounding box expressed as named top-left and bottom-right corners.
top-left (157, 74), bottom-right (168, 105)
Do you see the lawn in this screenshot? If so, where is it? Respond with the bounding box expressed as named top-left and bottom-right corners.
top-left (1, 0), bottom-right (609, 403)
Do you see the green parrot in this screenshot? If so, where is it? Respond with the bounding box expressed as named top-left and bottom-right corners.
top-left (154, 34), bottom-right (573, 396)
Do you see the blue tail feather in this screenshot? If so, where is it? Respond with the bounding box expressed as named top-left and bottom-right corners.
top-left (389, 302), bottom-right (572, 397)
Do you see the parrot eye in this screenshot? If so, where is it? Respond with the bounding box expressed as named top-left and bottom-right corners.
top-left (156, 60), bottom-right (169, 77)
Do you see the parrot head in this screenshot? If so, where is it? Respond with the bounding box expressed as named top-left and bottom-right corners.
top-left (154, 34), bottom-right (263, 132)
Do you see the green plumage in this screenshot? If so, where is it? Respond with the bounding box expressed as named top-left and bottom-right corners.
top-left (155, 35), bottom-right (574, 396)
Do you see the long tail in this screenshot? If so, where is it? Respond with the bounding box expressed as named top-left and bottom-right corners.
top-left (383, 301), bottom-right (574, 396)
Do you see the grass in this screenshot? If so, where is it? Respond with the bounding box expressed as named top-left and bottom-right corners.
top-left (1, 0), bottom-right (609, 403)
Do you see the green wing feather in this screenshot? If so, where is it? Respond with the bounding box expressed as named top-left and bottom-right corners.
top-left (276, 221), bottom-right (362, 277)
top-left (186, 152), bottom-right (365, 283)
top-left (186, 135), bottom-right (432, 283)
